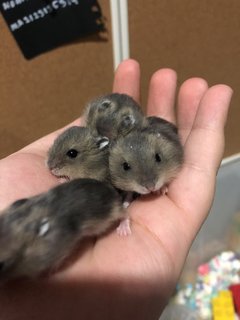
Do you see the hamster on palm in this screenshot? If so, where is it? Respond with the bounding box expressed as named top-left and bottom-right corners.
top-left (84, 93), bottom-right (145, 140)
top-left (109, 116), bottom-right (184, 194)
top-left (47, 126), bottom-right (110, 182)
top-left (0, 179), bottom-right (124, 280)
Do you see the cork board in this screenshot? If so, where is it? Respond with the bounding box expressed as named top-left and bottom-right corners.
top-left (128, 0), bottom-right (240, 157)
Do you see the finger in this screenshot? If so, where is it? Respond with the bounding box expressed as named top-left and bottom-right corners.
top-left (146, 69), bottom-right (177, 124)
top-left (184, 84), bottom-right (233, 175)
top-left (177, 78), bottom-right (208, 145)
top-left (112, 59), bottom-right (141, 103)
top-left (130, 85), bottom-right (232, 262)
top-left (171, 85), bottom-right (233, 229)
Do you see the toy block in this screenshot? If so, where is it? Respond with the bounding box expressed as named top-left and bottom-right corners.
top-left (229, 284), bottom-right (240, 316)
top-left (212, 290), bottom-right (235, 320)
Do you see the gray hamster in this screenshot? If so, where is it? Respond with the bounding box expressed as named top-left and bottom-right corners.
top-left (0, 178), bottom-right (125, 280)
top-left (109, 116), bottom-right (184, 195)
top-left (84, 93), bottom-right (145, 140)
top-left (47, 126), bottom-right (110, 182)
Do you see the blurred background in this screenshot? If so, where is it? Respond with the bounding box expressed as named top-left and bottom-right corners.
top-left (0, 0), bottom-right (239, 158)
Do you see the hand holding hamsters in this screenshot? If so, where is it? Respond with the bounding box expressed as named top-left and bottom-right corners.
top-left (0, 59), bottom-right (232, 320)
top-left (0, 178), bottom-right (124, 281)
top-left (47, 96), bottom-right (184, 235)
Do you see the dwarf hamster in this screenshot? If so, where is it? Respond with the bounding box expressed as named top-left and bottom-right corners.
top-left (0, 178), bottom-right (125, 280)
top-left (84, 93), bottom-right (145, 140)
top-left (109, 117), bottom-right (184, 194)
top-left (47, 126), bottom-right (110, 182)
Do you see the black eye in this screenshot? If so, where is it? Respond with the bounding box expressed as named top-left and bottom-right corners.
top-left (0, 261), bottom-right (5, 272)
top-left (155, 153), bottom-right (161, 163)
top-left (66, 149), bottom-right (78, 158)
top-left (11, 198), bottom-right (28, 208)
top-left (122, 162), bottom-right (131, 171)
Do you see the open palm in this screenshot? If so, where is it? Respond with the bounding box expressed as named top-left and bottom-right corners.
top-left (0, 60), bottom-right (232, 320)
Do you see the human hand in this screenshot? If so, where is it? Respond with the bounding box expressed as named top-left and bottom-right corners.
top-left (0, 59), bottom-right (232, 320)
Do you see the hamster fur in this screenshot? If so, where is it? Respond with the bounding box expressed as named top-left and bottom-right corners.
top-left (0, 178), bottom-right (124, 280)
top-left (84, 93), bottom-right (145, 140)
top-left (109, 117), bottom-right (184, 194)
top-left (47, 126), bottom-right (110, 182)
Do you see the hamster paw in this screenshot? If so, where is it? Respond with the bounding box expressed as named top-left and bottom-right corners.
top-left (116, 218), bottom-right (131, 236)
top-left (160, 185), bottom-right (168, 195)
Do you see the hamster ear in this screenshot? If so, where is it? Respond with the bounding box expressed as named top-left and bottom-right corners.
top-left (98, 100), bottom-right (111, 112)
top-left (96, 137), bottom-right (109, 150)
top-left (121, 114), bottom-right (136, 128)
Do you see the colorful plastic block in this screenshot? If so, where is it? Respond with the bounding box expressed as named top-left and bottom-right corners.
top-left (229, 283), bottom-right (240, 316)
top-left (211, 290), bottom-right (235, 320)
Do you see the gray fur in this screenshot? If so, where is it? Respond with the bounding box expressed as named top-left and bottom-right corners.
top-left (0, 179), bottom-right (124, 280)
top-left (109, 118), bottom-right (183, 194)
top-left (47, 126), bottom-right (110, 182)
top-left (84, 93), bottom-right (145, 140)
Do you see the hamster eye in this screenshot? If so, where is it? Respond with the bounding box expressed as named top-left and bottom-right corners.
top-left (11, 198), bottom-right (28, 208)
top-left (122, 162), bottom-right (131, 171)
top-left (155, 153), bottom-right (162, 163)
top-left (0, 261), bottom-right (5, 272)
top-left (66, 149), bottom-right (78, 158)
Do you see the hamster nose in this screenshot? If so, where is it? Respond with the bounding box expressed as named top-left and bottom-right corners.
top-left (144, 182), bottom-right (156, 192)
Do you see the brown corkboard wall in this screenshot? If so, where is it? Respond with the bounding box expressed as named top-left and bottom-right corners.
top-left (0, 0), bottom-right (113, 158)
top-left (128, 0), bottom-right (240, 157)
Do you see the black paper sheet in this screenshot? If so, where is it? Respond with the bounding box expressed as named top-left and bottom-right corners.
top-left (0, 0), bottom-right (105, 59)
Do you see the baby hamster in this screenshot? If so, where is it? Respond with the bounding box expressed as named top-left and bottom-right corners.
top-left (84, 93), bottom-right (145, 140)
top-left (109, 116), bottom-right (183, 195)
top-left (47, 126), bottom-right (110, 182)
top-left (0, 178), bottom-right (125, 280)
